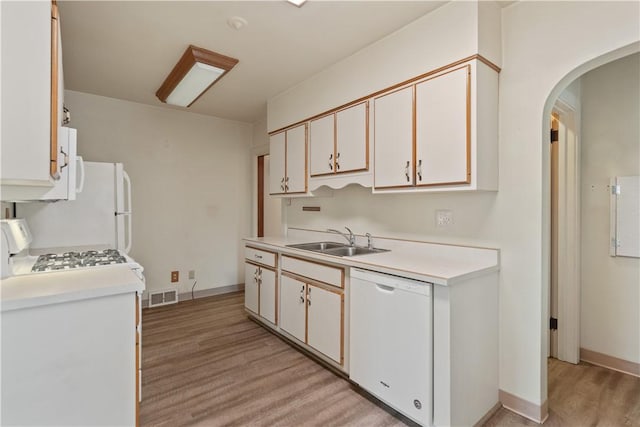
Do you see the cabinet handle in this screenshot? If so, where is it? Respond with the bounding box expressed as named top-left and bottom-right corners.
top-left (417, 159), bottom-right (422, 181)
top-left (405, 161), bottom-right (410, 182)
top-left (254, 254), bottom-right (262, 259)
top-left (335, 152), bottom-right (340, 170)
top-left (299, 296), bottom-right (305, 304)
top-left (307, 298), bottom-right (311, 306)
top-left (329, 153), bottom-right (333, 171)
top-left (285, 185), bottom-right (289, 192)
top-left (280, 177), bottom-right (285, 192)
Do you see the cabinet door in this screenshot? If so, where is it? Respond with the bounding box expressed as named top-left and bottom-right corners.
top-left (307, 284), bottom-right (343, 364)
top-left (244, 262), bottom-right (260, 315)
top-left (269, 132), bottom-right (286, 194)
top-left (285, 124), bottom-right (307, 193)
top-left (258, 268), bottom-right (277, 324)
top-left (1, 1), bottom-right (53, 186)
top-left (336, 102), bottom-right (368, 173)
top-left (415, 66), bottom-right (470, 186)
top-left (374, 87), bottom-right (414, 188)
top-left (309, 114), bottom-right (335, 177)
top-left (279, 275), bottom-right (307, 343)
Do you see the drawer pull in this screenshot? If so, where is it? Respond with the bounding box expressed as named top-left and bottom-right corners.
top-left (255, 254), bottom-right (262, 259)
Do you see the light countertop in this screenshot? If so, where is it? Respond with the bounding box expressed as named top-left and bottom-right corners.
top-left (244, 233), bottom-right (499, 286)
top-left (1, 265), bottom-right (144, 312)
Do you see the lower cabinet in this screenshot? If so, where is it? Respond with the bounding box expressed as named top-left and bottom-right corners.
top-left (244, 262), bottom-right (260, 314)
top-left (244, 242), bottom-right (278, 327)
top-left (280, 273), bottom-right (343, 365)
top-left (244, 261), bottom-right (277, 324)
top-left (1, 292), bottom-right (138, 426)
top-left (258, 267), bottom-right (276, 324)
top-left (306, 283), bottom-right (342, 363)
top-left (280, 275), bottom-right (306, 342)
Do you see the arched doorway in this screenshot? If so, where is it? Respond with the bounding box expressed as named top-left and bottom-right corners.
top-left (541, 46), bottom-right (640, 419)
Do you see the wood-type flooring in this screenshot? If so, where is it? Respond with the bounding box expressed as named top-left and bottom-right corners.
top-left (140, 292), bottom-right (640, 426)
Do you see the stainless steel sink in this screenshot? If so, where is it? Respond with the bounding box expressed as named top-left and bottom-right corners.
top-left (286, 241), bottom-right (389, 257)
top-left (286, 241), bottom-right (347, 251)
top-left (323, 246), bottom-right (389, 257)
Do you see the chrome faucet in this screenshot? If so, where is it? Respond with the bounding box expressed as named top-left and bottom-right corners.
top-left (365, 233), bottom-right (373, 249)
top-left (328, 227), bottom-right (355, 246)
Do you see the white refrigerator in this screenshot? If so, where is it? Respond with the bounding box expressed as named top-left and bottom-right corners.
top-left (17, 162), bottom-right (133, 253)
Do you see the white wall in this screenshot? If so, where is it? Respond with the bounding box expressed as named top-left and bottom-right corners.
top-left (267, 1), bottom-right (501, 132)
top-left (268, 0), bottom-right (640, 414)
top-left (64, 90), bottom-right (253, 297)
top-left (580, 53), bottom-right (640, 363)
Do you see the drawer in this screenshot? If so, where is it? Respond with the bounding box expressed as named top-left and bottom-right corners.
top-left (245, 246), bottom-right (277, 268)
top-left (281, 255), bottom-right (344, 288)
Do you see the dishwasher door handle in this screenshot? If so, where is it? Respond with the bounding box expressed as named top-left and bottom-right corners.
top-left (376, 283), bottom-right (395, 293)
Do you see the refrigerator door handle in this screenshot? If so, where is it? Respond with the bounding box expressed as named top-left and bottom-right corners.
top-left (75, 156), bottom-right (85, 194)
top-left (122, 171), bottom-right (132, 254)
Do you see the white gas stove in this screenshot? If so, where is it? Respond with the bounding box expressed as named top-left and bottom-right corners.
top-left (1, 219), bottom-right (144, 281)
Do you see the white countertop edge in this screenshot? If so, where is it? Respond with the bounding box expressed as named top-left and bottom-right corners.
top-left (1, 282), bottom-right (143, 312)
top-left (243, 237), bottom-right (500, 286)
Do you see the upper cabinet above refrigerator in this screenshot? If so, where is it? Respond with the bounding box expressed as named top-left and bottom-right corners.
top-left (1, 0), bottom-right (67, 198)
top-left (1, 127), bottom-right (84, 202)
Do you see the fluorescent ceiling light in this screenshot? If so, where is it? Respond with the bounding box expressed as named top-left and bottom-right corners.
top-left (156, 45), bottom-right (239, 108)
top-left (287, 0), bottom-right (307, 7)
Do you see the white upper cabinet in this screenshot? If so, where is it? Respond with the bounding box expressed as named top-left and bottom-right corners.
top-left (335, 102), bottom-right (368, 174)
top-left (269, 132), bottom-right (286, 194)
top-left (1, 1), bottom-right (62, 190)
top-left (269, 124), bottom-right (307, 195)
top-left (285, 124), bottom-right (307, 193)
top-left (309, 114), bottom-right (334, 176)
top-left (373, 87), bottom-right (414, 188)
top-left (415, 65), bottom-right (469, 186)
top-left (374, 59), bottom-right (498, 192)
top-left (309, 102), bottom-right (369, 179)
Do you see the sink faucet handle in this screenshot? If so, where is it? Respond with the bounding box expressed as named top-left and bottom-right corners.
top-left (365, 233), bottom-right (373, 249)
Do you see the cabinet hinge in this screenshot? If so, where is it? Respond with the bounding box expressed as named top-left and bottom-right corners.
top-left (550, 317), bottom-right (558, 330)
top-left (550, 129), bottom-right (559, 143)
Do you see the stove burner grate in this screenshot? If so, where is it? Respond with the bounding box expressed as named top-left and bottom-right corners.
top-left (31, 249), bottom-right (128, 272)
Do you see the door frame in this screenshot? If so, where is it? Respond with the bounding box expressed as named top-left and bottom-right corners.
top-left (551, 97), bottom-right (581, 364)
top-left (257, 155), bottom-right (265, 237)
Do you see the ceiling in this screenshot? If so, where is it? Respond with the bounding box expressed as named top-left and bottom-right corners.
top-left (58, 1), bottom-right (448, 124)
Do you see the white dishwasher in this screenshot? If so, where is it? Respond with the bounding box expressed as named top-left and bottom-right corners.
top-left (350, 268), bottom-right (432, 426)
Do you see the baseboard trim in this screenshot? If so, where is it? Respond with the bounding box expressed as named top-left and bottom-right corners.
top-left (142, 283), bottom-right (244, 308)
top-left (580, 348), bottom-right (640, 377)
top-left (473, 401), bottom-right (502, 427)
top-left (499, 390), bottom-right (548, 424)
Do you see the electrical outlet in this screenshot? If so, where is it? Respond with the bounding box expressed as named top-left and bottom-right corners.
top-left (171, 271), bottom-right (179, 283)
top-left (188, 270), bottom-right (195, 280)
top-left (436, 209), bottom-right (454, 227)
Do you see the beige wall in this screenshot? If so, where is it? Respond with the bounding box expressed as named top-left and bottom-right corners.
top-left (268, 0), bottom-right (640, 410)
top-left (580, 53), bottom-right (640, 363)
top-left (64, 90), bottom-right (253, 298)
